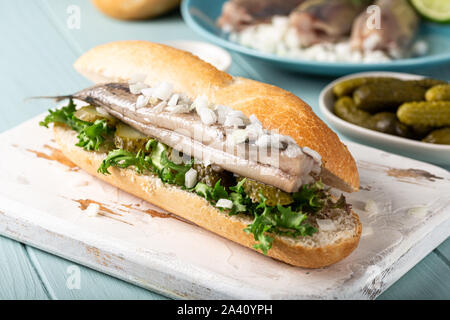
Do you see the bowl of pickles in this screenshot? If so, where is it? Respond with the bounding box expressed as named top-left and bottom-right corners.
top-left (319, 72), bottom-right (450, 166)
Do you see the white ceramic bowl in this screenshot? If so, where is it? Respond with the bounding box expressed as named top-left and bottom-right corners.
top-left (319, 71), bottom-right (450, 167)
top-left (164, 40), bottom-right (232, 71)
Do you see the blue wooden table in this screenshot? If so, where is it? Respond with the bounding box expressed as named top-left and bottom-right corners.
top-left (0, 0), bottom-right (449, 300)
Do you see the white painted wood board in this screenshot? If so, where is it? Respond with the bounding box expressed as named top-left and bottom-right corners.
top-left (0, 115), bottom-right (448, 299)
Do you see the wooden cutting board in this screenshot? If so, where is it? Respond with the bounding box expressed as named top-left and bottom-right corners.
top-left (0, 115), bottom-right (448, 299)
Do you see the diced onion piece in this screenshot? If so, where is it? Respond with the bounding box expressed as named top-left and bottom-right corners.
top-left (193, 95), bottom-right (209, 112)
top-left (136, 95), bottom-right (150, 109)
top-left (364, 199), bottom-right (378, 215)
top-left (168, 93), bottom-right (180, 107)
top-left (246, 123), bottom-right (264, 141)
top-left (85, 203), bottom-right (100, 217)
top-left (130, 82), bottom-right (148, 94)
top-left (249, 114), bottom-right (262, 126)
top-left (215, 104), bottom-right (233, 124)
top-left (184, 168), bottom-right (198, 189)
top-left (129, 73), bottom-right (147, 84)
top-left (170, 149), bottom-right (184, 165)
top-left (316, 218), bottom-right (336, 231)
top-left (255, 134), bottom-right (283, 149)
top-left (408, 206), bottom-right (428, 218)
top-left (141, 87), bottom-right (154, 97)
top-left (153, 101), bottom-right (167, 113)
top-left (224, 115), bottom-right (245, 128)
top-left (216, 199), bottom-right (233, 209)
top-left (197, 107), bottom-right (217, 125)
top-left (229, 129), bottom-right (248, 145)
top-left (303, 146), bottom-right (322, 164)
top-left (166, 104), bottom-right (190, 114)
top-left (152, 82), bottom-right (173, 101)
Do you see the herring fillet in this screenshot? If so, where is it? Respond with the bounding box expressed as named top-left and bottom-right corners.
top-left (67, 83), bottom-right (318, 192)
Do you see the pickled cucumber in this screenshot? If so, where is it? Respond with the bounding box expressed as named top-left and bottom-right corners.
top-left (353, 83), bottom-right (427, 112)
top-left (397, 101), bottom-right (450, 127)
top-left (74, 106), bottom-right (117, 127)
top-left (425, 84), bottom-right (450, 101)
top-left (367, 112), bottom-right (412, 138)
top-left (194, 163), bottom-right (234, 188)
top-left (114, 122), bottom-right (149, 153)
top-left (333, 96), bottom-right (371, 128)
top-left (422, 127), bottom-right (450, 145)
top-left (237, 177), bottom-right (293, 206)
top-left (408, 79), bottom-right (447, 89)
top-left (332, 77), bottom-right (402, 97)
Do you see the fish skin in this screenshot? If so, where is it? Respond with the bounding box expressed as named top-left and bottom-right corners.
top-left (59, 83), bottom-right (317, 193)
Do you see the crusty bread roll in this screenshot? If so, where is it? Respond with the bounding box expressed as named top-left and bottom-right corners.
top-left (58, 40), bottom-right (362, 267)
top-left (92, 0), bottom-right (180, 20)
top-left (54, 125), bottom-right (362, 268)
top-left (74, 41), bottom-right (359, 193)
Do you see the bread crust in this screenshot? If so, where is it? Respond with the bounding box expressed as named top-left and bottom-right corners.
top-left (54, 125), bottom-right (361, 268)
top-left (74, 40), bottom-right (359, 192)
top-left (92, 0), bottom-right (180, 20)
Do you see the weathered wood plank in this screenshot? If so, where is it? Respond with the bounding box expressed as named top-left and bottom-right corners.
top-left (26, 247), bottom-right (166, 300)
top-left (378, 251), bottom-right (450, 300)
top-left (0, 236), bottom-right (49, 299)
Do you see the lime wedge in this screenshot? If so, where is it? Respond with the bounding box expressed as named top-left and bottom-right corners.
top-left (411, 0), bottom-right (450, 23)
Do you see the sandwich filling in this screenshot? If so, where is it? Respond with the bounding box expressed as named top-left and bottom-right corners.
top-left (40, 80), bottom-right (352, 254)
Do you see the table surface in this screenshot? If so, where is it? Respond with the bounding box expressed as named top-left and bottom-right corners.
top-left (0, 0), bottom-right (449, 300)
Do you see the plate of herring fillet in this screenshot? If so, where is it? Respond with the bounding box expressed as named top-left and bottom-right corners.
top-left (0, 40), bottom-right (449, 299)
top-left (182, 0), bottom-right (450, 75)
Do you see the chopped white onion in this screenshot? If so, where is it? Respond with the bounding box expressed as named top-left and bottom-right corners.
top-left (129, 73), bottom-right (147, 84)
top-left (136, 95), bottom-right (150, 109)
top-left (246, 123), bottom-right (264, 141)
top-left (184, 168), bottom-right (198, 189)
top-left (153, 101), bottom-right (167, 113)
top-left (408, 206), bottom-right (428, 218)
top-left (85, 203), bottom-right (100, 217)
top-left (302, 146), bottom-right (322, 164)
top-left (197, 107), bottom-right (217, 125)
top-left (255, 134), bottom-right (283, 149)
top-left (249, 114), bottom-right (262, 126)
top-left (141, 87), bottom-right (154, 97)
top-left (169, 149), bottom-right (184, 165)
top-left (168, 93), bottom-right (180, 107)
top-left (152, 82), bottom-right (173, 101)
top-left (224, 115), bottom-right (245, 128)
top-left (193, 95), bottom-right (209, 112)
top-left (166, 104), bottom-right (190, 114)
top-left (215, 104), bottom-right (233, 124)
top-left (216, 198), bottom-right (233, 209)
top-left (130, 82), bottom-right (148, 94)
top-left (229, 129), bottom-right (248, 145)
top-left (364, 199), bottom-right (378, 215)
top-left (316, 218), bottom-right (336, 231)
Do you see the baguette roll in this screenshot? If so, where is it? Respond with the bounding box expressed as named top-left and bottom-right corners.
top-left (92, 0), bottom-right (180, 20)
top-left (74, 41), bottom-right (359, 193)
top-left (46, 40), bottom-right (364, 268)
top-left (54, 125), bottom-right (361, 268)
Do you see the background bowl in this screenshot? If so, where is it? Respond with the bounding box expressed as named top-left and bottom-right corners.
top-left (181, 0), bottom-right (450, 76)
top-left (319, 71), bottom-right (450, 166)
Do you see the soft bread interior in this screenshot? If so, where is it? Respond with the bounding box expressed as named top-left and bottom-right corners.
top-left (73, 40), bottom-right (359, 193)
top-left (54, 125), bottom-right (361, 268)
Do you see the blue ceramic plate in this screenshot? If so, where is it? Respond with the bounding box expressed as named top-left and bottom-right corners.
top-left (181, 0), bottom-right (450, 75)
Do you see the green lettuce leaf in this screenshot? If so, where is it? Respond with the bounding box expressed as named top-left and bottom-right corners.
top-left (40, 100), bottom-right (113, 151)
